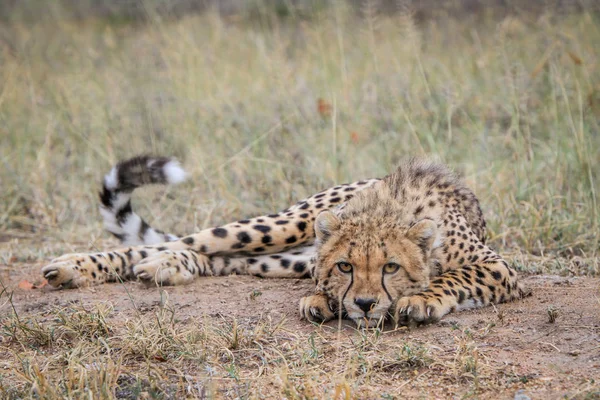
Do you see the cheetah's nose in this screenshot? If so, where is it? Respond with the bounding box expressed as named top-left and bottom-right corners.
top-left (354, 298), bottom-right (377, 313)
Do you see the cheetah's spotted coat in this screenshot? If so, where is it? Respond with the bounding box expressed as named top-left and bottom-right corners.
top-left (42, 156), bottom-right (525, 327)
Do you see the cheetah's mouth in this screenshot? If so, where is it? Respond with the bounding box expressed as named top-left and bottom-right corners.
top-left (346, 309), bottom-right (388, 328)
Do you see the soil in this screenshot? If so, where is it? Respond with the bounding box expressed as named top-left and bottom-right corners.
top-left (3, 260), bottom-right (600, 399)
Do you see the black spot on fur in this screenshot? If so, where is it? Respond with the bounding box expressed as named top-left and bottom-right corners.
top-left (285, 236), bottom-right (297, 244)
top-left (261, 263), bottom-right (269, 272)
top-left (330, 197), bottom-right (341, 203)
top-left (110, 232), bottom-right (127, 241)
top-left (293, 262), bottom-right (306, 273)
top-left (237, 232), bottom-right (252, 243)
top-left (281, 259), bottom-right (290, 268)
top-left (115, 201), bottom-right (133, 224)
top-left (491, 271), bottom-right (502, 280)
top-left (262, 235), bottom-right (272, 244)
top-left (297, 221), bottom-right (307, 232)
top-left (212, 228), bottom-right (228, 238)
top-left (254, 247), bottom-right (266, 252)
top-left (253, 225), bottom-right (271, 233)
top-left (182, 236), bottom-right (195, 245)
top-left (139, 219), bottom-right (150, 239)
top-left (99, 185), bottom-right (114, 208)
top-left (200, 245), bottom-right (208, 253)
top-left (275, 220), bottom-right (289, 225)
top-left (139, 250), bottom-right (148, 259)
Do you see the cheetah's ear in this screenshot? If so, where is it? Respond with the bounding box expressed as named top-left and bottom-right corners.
top-left (406, 219), bottom-right (440, 257)
top-left (315, 211), bottom-right (341, 243)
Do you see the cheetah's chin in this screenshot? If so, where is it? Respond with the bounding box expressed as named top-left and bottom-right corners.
top-left (352, 316), bottom-right (386, 328)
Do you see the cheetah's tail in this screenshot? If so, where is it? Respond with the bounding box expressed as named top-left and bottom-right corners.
top-left (98, 155), bottom-right (187, 245)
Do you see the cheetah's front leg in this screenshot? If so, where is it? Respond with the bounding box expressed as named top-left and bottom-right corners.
top-left (394, 260), bottom-right (525, 326)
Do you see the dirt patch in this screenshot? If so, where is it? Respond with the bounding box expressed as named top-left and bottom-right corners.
top-left (2, 263), bottom-right (599, 398)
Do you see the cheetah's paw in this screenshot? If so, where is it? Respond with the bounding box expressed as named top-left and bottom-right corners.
top-left (299, 294), bottom-right (336, 323)
top-left (133, 251), bottom-right (195, 287)
top-left (394, 294), bottom-right (451, 327)
top-left (42, 254), bottom-right (97, 288)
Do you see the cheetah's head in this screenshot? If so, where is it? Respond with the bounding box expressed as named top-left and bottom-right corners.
top-left (313, 210), bottom-right (441, 328)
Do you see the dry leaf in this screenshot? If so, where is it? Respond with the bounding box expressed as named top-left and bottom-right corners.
top-left (17, 279), bottom-right (48, 290)
top-left (18, 280), bottom-right (34, 290)
top-left (317, 98), bottom-right (332, 117)
top-left (350, 131), bottom-right (360, 144)
top-left (567, 51), bottom-right (582, 65)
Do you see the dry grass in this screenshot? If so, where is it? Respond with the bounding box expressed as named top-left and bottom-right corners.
top-left (1, 4), bottom-right (599, 263)
top-left (0, 295), bottom-right (437, 398)
top-left (1, 1), bottom-right (600, 398)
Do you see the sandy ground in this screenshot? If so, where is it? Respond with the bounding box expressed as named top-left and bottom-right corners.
top-left (2, 259), bottom-right (600, 399)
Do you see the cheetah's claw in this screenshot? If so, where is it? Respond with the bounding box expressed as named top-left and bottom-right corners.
top-left (394, 295), bottom-right (449, 327)
top-left (299, 294), bottom-right (336, 323)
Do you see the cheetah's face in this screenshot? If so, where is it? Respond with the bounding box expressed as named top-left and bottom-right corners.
top-left (314, 211), bottom-right (440, 327)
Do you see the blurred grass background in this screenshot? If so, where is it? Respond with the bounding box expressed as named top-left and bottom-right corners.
top-left (0, 0), bottom-right (599, 273)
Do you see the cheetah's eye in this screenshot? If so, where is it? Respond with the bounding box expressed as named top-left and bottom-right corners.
top-left (336, 262), bottom-right (353, 274)
top-left (383, 263), bottom-right (401, 274)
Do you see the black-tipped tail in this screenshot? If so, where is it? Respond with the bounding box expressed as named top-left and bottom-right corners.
top-left (99, 155), bottom-right (187, 245)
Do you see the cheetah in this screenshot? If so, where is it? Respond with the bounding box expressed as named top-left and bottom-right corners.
top-left (41, 156), bottom-right (526, 327)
